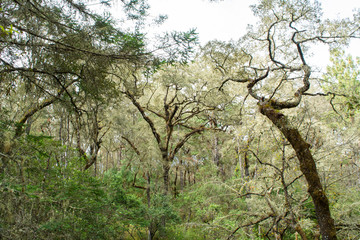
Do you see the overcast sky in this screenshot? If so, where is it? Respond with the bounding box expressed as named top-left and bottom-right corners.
top-left (145, 0), bottom-right (256, 43)
top-left (140, 0), bottom-right (359, 69)
top-left (145, 0), bottom-right (358, 44)
top-left (103, 0), bottom-right (359, 69)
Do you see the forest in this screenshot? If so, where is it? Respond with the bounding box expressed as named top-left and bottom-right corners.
top-left (0, 0), bottom-right (360, 239)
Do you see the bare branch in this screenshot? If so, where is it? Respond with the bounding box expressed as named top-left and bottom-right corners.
top-left (227, 214), bottom-right (274, 240)
top-left (125, 91), bottom-right (162, 146)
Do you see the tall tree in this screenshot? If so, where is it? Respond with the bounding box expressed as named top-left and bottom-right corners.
top-left (0, 0), bottom-right (148, 140)
top-left (207, 0), bottom-right (360, 239)
top-left (122, 62), bottom-right (230, 194)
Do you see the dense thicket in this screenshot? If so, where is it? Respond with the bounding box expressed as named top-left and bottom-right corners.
top-left (1, 0), bottom-right (360, 239)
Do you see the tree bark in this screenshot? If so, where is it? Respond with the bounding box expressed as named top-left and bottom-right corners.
top-left (163, 157), bottom-right (170, 194)
top-left (146, 172), bottom-right (155, 240)
top-left (180, 158), bottom-right (184, 191)
top-left (259, 105), bottom-right (337, 240)
top-left (213, 136), bottom-right (225, 178)
top-left (174, 166), bottom-right (178, 197)
top-left (244, 151), bottom-right (250, 177)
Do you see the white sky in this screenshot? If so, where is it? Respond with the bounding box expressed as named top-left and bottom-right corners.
top-left (142, 0), bottom-right (359, 69)
top-left (145, 0), bottom-right (256, 43)
top-left (105, 0), bottom-right (360, 69)
top-left (145, 0), bottom-right (358, 44)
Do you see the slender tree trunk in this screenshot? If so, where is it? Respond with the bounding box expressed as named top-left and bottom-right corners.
top-left (260, 105), bottom-right (337, 240)
top-left (174, 166), bottom-right (178, 197)
top-left (94, 158), bottom-right (97, 176)
top-left (180, 159), bottom-right (184, 191)
top-left (25, 116), bottom-right (33, 135)
top-left (213, 136), bottom-right (225, 177)
top-left (105, 148), bottom-right (109, 172)
top-left (244, 151), bottom-right (250, 177)
top-left (237, 140), bottom-right (250, 178)
top-left (118, 146), bottom-right (122, 168)
top-left (162, 156), bottom-right (170, 195)
top-left (146, 172), bottom-right (154, 240)
top-left (188, 168), bottom-right (191, 185)
top-left (183, 169), bottom-right (187, 188)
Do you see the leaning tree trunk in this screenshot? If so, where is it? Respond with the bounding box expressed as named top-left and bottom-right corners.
top-left (260, 105), bottom-right (337, 240)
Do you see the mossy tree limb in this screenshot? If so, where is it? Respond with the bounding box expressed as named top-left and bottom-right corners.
top-left (259, 104), bottom-right (337, 240)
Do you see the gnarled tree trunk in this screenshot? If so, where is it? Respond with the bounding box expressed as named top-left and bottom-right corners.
top-left (260, 105), bottom-right (337, 240)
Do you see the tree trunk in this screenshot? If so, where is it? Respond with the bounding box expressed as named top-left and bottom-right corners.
top-left (213, 136), bottom-right (225, 177)
top-left (188, 168), bottom-right (191, 185)
top-left (244, 151), bottom-right (250, 177)
top-left (183, 169), bottom-right (187, 188)
top-left (174, 166), bottom-right (178, 197)
top-left (25, 116), bottom-right (33, 135)
top-left (163, 158), bottom-right (170, 195)
top-left (146, 172), bottom-right (155, 240)
top-left (180, 159), bottom-right (184, 191)
top-left (260, 105), bottom-right (337, 240)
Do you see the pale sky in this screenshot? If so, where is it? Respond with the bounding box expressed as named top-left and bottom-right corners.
top-left (145, 0), bottom-right (256, 44)
top-left (145, 0), bottom-right (358, 44)
top-left (141, 0), bottom-right (359, 69)
top-left (104, 0), bottom-right (359, 69)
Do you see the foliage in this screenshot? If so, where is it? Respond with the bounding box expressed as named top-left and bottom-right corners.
top-left (0, 131), bottom-right (148, 239)
top-left (323, 49), bottom-right (360, 116)
top-left (1, 0), bottom-right (360, 239)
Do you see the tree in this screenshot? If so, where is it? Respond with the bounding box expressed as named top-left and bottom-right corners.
top-left (122, 62), bottom-right (229, 194)
top-left (207, 0), bottom-right (360, 239)
top-left (319, 50), bottom-right (360, 238)
top-left (323, 49), bottom-right (360, 119)
top-left (2, 0), bottom-right (360, 239)
top-left (0, 0), bottom-right (148, 139)
top-left (1, 0), bottom-right (157, 238)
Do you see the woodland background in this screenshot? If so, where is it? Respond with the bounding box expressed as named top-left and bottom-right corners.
top-left (0, 0), bottom-right (360, 239)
